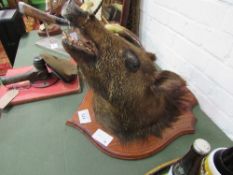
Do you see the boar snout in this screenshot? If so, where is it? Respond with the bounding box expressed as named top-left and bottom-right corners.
top-left (61, 0), bottom-right (89, 26)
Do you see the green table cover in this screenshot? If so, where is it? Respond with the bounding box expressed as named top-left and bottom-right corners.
top-left (0, 31), bottom-right (232, 175)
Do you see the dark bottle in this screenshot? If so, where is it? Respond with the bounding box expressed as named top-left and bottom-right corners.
top-left (213, 146), bottom-right (233, 175)
top-left (171, 138), bottom-right (211, 175)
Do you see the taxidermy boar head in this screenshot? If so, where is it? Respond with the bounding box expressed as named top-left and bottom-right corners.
top-left (62, 0), bottom-right (187, 141)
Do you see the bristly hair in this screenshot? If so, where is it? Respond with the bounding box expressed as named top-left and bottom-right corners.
top-left (62, 1), bottom-right (188, 142)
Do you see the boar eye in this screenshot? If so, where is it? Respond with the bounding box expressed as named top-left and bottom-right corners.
top-left (123, 49), bottom-right (140, 73)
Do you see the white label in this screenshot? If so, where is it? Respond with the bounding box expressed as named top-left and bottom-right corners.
top-left (50, 43), bottom-right (58, 49)
top-left (77, 109), bottom-right (91, 124)
top-left (0, 89), bottom-right (19, 109)
top-left (70, 32), bottom-right (79, 40)
top-left (39, 24), bottom-right (45, 31)
top-left (92, 129), bottom-right (113, 147)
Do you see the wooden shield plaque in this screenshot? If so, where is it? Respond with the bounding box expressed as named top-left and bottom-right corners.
top-left (66, 88), bottom-right (197, 160)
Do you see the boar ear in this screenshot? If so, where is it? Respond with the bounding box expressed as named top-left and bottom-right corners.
top-left (123, 49), bottom-right (140, 73)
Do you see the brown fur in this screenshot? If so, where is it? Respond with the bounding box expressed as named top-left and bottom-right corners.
top-left (62, 1), bottom-right (187, 142)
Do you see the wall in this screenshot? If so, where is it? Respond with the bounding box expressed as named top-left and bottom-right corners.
top-left (140, 0), bottom-right (233, 140)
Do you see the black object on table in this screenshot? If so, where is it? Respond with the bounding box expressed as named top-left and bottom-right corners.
top-left (0, 9), bottom-right (26, 65)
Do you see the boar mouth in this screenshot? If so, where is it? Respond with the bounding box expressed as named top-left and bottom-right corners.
top-left (62, 27), bottom-right (98, 60)
top-left (61, 0), bottom-right (98, 61)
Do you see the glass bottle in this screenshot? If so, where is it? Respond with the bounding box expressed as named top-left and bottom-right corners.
top-left (171, 138), bottom-right (211, 175)
top-left (200, 146), bottom-right (233, 175)
top-left (146, 138), bottom-right (211, 175)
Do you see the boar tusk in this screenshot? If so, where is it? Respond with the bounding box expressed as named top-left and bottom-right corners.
top-left (105, 23), bottom-right (143, 48)
top-left (92, 0), bottom-right (103, 16)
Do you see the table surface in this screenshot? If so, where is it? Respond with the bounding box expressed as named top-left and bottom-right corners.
top-left (0, 31), bottom-right (232, 175)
